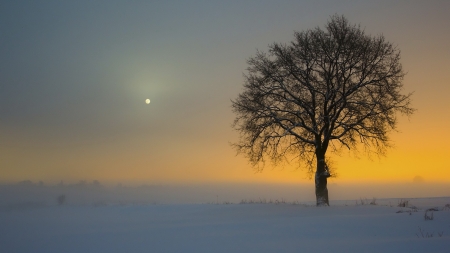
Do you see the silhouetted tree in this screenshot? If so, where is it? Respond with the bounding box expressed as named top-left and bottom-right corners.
top-left (232, 15), bottom-right (414, 206)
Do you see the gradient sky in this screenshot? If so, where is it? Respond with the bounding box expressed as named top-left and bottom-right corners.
top-left (1, 0), bottom-right (449, 185)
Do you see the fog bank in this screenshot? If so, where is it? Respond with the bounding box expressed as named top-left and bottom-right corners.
top-left (0, 180), bottom-right (448, 209)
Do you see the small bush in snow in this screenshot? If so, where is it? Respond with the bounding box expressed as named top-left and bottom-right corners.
top-left (357, 198), bottom-right (377, 205)
top-left (424, 209), bottom-right (434, 220)
top-left (357, 198), bottom-right (367, 205)
top-left (416, 227), bottom-right (443, 238)
top-left (397, 199), bottom-right (409, 207)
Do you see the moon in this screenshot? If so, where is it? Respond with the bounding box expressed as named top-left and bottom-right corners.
top-left (145, 98), bottom-right (150, 104)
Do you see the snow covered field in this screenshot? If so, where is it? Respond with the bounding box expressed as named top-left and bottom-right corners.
top-left (1, 197), bottom-right (449, 253)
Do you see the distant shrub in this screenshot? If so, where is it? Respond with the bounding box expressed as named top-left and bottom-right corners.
top-left (239, 198), bottom-right (292, 205)
top-left (357, 198), bottom-right (377, 205)
top-left (397, 199), bottom-right (409, 207)
top-left (416, 227), bottom-right (443, 238)
top-left (57, 194), bottom-right (66, 206)
top-left (424, 209), bottom-right (434, 221)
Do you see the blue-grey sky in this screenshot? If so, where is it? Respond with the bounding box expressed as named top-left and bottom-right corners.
top-left (1, 0), bottom-right (449, 185)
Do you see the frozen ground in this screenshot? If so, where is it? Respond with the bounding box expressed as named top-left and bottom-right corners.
top-left (1, 197), bottom-right (449, 253)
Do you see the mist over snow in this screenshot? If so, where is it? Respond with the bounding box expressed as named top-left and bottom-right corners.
top-left (1, 180), bottom-right (449, 208)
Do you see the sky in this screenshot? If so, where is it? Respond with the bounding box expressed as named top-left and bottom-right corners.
top-left (1, 0), bottom-right (450, 189)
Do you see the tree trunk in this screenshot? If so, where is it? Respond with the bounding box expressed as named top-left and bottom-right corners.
top-left (315, 153), bottom-right (330, 206)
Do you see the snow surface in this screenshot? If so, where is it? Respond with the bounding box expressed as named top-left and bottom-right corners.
top-left (1, 198), bottom-right (449, 253)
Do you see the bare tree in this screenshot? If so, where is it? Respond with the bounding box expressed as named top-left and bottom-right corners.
top-left (231, 15), bottom-right (414, 206)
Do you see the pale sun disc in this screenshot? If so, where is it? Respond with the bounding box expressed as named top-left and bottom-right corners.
top-left (145, 98), bottom-right (150, 104)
